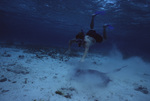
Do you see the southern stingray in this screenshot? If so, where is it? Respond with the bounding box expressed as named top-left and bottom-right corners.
top-left (71, 65), bottom-right (127, 87)
top-left (72, 69), bottom-right (111, 87)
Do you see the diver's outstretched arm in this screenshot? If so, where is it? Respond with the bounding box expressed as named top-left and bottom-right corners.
top-left (68, 39), bottom-right (76, 51)
top-left (65, 39), bottom-right (77, 54)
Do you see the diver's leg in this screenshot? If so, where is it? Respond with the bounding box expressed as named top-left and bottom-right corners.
top-left (68, 39), bottom-right (77, 51)
top-left (103, 26), bottom-right (107, 39)
top-left (90, 15), bottom-right (96, 29)
top-left (103, 24), bottom-right (109, 40)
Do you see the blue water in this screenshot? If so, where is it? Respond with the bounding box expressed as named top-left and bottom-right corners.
top-left (0, 0), bottom-right (150, 61)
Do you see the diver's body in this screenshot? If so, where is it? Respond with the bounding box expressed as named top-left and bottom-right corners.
top-left (68, 14), bottom-right (109, 62)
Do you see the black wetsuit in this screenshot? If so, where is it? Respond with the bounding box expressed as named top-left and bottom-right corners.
top-left (86, 30), bottom-right (103, 43)
top-left (76, 31), bottom-right (85, 47)
top-left (76, 30), bottom-right (103, 47)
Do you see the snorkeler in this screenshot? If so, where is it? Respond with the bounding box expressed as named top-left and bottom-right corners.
top-left (68, 13), bottom-right (111, 62)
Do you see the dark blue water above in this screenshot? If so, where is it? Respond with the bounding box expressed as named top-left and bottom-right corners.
top-left (0, 0), bottom-right (150, 60)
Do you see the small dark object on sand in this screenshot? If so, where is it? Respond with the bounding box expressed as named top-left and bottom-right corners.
top-left (18, 55), bottom-right (25, 59)
top-left (64, 94), bottom-right (72, 99)
top-left (55, 90), bottom-right (64, 95)
top-left (1, 90), bottom-right (9, 93)
top-left (0, 78), bottom-right (7, 82)
top-left (135, 85), bottom-right (149, 94)
top-left (12, 81), bottom-right (17, 83)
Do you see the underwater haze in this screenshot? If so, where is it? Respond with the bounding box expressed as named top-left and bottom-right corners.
top-left (1, 1), bottom-right (150, 101)
top-left (0, 0), bottom-right (150, 59)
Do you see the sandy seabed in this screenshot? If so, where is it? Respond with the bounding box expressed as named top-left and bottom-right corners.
top-left (0, 45), bottom-right (150, 101)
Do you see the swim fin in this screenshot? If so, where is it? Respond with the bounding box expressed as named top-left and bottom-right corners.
top-left (94, 11), bottom-right (105, 15)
